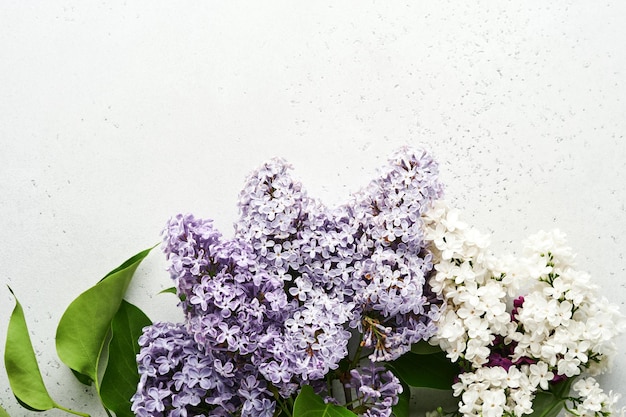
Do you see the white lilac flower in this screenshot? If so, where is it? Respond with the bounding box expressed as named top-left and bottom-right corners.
top-left (481, 389), bottom-right (507, 417)
top-left (423, 202), bottom-right (625, 417)
top-left (527, 362), bottom-right (554, 390)
top-left (424, 200), bottom-right (510, 369)
top-left (571, 377), bottom-right (624, 417)
top-left (512, 230), bottom-right (626, 381)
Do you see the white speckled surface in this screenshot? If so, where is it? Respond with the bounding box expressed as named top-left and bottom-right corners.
top-left (1, 2), bottom-right (625, 416)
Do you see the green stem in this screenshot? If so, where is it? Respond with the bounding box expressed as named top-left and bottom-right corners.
top-left (94, 380), bottom-right (112, 417)
top-left (343, 332), bottom-right (366, 410)
top-left (277, 398), bottom-right (292, 417)
top-left (350, 333), bottom-right (364, 370)
top-left (326, 374), bottom-right (333, 397)
top-left (344, 384), bottom-right (354, 411)
top-left (563, 404), bottom-right (580, 417)
top-left (55, 405), bottom-right (91, 417)
top-left (269, 384), bottom-right (292, 417)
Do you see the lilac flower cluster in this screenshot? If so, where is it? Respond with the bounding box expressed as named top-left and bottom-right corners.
top-left (346, 149), bottom-right (444, 361)
top-left (347, 363), bottom-right (404, 417)
top-left (235, 158), bottom-right (353, 392)
top-left (131, 322), bottom-right (275, 417)
top-left (132, 147), bottom-right (444, 417)
top-left (132, 217), bottom-right (282, 417)
top-left (236, 148), bottom-right (444, 363)
top-left (424, 203), bottom-right (626, 417)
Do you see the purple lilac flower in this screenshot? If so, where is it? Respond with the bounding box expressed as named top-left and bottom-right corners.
top-left (162, 214), bottom-right (222, 308)
top-left (152, 214), bottom-right (292, 416)
top-left (258, 288), bottom-right (353, 394)
top-left (347, 363), bottom-right (403, 417)
top-left (346, 147), bottom-right (445, 360)
top-left (235, 157), bottom-right (355, 393)
top-left (236, 157), bottom-right (316, 281)
top-left (132, 322), bottom-right (276, 417)
top-left (131, 322), bottom-right (211, 417)
top-left (235, 147), bottom-right (444, 368)
top-left (163, 214), bottom-right (293, 353)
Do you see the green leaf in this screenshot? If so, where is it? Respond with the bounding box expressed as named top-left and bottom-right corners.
top-left (71, 369), bottom-right (94, 386)
top-left (100, 300), bottom-right (151, 417)
top-left (4, 287), bottom-right (57, 411)
top-left (293, 385), bottom-right (358, 417)
top-left (387, 351), bottom-right (460, 390)
top-left (101, 244), bottom-right (157, 282)
top-left (528, 378), bottom-right (575, 417)
top-left (410, 341), bottom-right (442, 355)
top-left (158, 287), bottom-right (177, 295)
top-left (0, 404), bottom-right (10, 417)
top-left (55, 247), bottom-right (153, 384)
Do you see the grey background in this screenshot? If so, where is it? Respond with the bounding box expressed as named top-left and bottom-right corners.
top-left (1, 2), bottom-right (625, 416)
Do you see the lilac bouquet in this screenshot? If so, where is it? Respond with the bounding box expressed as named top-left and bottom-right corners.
top-left (3, 146), bottom-right (624, 417)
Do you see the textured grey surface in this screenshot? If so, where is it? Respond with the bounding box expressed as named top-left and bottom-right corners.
top-left (1, 2), bottom-right (625, 416)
